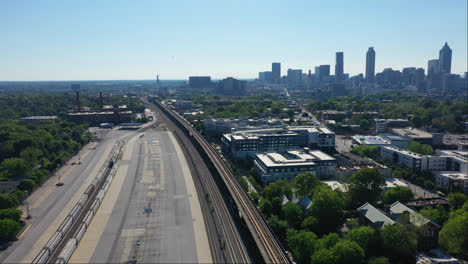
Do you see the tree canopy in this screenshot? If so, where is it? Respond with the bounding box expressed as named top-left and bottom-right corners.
top-left (439, 207), bottom-right (468, 259)
top-left (347, 168), bottom-right (386, 206)
top-left (294, 172), bottom-right (320, 197)
top-left (406, 142), bottom-right (434, 155)
top-left (309, 185), bottom-right (344, 234)
top-left (380, 224), bottom-right (418, 263)
top-left (383, 186), bottom-right (413, 204)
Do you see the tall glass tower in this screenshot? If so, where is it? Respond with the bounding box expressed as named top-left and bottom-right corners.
top-left (365, 47), bottom-right (375, 83)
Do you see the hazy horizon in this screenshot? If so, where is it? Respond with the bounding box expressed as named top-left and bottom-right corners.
top-left (1, 0), bottom-right (467, 81)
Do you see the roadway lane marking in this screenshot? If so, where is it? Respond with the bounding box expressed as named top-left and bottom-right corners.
top-left (69, 134), bottom-right (139, 263)
top-left (167, 132), bottom-right (212, 263)
top-left (17, 224), bottom-right (31, 240)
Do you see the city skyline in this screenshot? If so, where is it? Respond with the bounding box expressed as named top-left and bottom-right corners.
top-left (1, 0), bottom-right (467, 81)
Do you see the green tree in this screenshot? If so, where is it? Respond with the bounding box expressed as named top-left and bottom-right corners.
top-left (259, 199), bottom-right (272, 217)
top-left (439, 210), bottom-right (468, 259)
top-left (380, 224), bottom-right (418, 263)
top-left (309, 186), bottom-right (344, 234)
top-left (249, 192), bottom-right (259, 204)
top-left (267, 215), bottom-right (288, 243)
top-left (344, 226), bottom-right (377, 255)
top-left (351, 145), bottom-right (379, 159)
top-left (448, 193), bottom-right (468, 210)
top-left (294, 172), bottom-right (320, 197)
top-left (287, 109), bottom-right (295, 119)
top-left (311, 249), bottom-right (335, 264)
top-left (0, 194), bottom-right (19, 209)
top-left (286, 229), bottom-right (317, 264)
top-left (383, 186), bottom-right (414, 204)
top-left (360, 119), bottom-right (370, 131)
top-left (271, 197), bottom-right (283, 217)
top-left (346, 218), bottom-right (360, 229)
top-left (0, 158), bottom-right (27, 178)
top-left (348, 168), bottom-right (385, 206)
top-left (316, 232), bottom-right (340, 250)
top-left (262, 180), bottom-right (292, 201)
top-left (406, 141), bottom-right (434, 155)
top-left (368, 257), bottom-right (391, 264)
top-left (420, 205), bottom-right (448, 225)
top-left (282, 203), bottom-right (303, 228)
top-left (0, 209), bottom-right (22, 222)
top-left (20, 147), bottom-right (43, 167)
top-left (331, 240), bottom-right (365, 264)
top-left (18, 179), bottom-right (36, 192)
top-left (302, 216), bottom-right (319, 232)
top-left (0, 219), bottom-right (21, 241)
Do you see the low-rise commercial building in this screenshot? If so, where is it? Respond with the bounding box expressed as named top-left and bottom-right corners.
top-left (204, 116), bottom-right (284, 139)
top-left (380, 146), bottom-right (428, 171)
top-left (435, 172), bottom-right (468, 193)
top-left (334, 152), bottom-right (392, 178)
top-left (374, 119), bottom-right (410, 133)
top-left (253, 148), bottom-right (336, 184)
top-left (352, 135), bottom-right (391, 147)
top-left (389, 128), bottom-right (433, 145)
top-left (380, 146), bottom-right (468, 174)
top-left (222, 131), bottom-right (299, 159)
top-left (221, 125), bottom-right (336, 158)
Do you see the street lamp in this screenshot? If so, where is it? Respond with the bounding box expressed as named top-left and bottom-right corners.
top-left (24, 191), bottom-right (31, 219)
top-left (56, 173), bottom-right (64, 186)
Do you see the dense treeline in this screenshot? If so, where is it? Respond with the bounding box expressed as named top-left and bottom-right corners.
top-left (307, 93), bottom-right (468, 132)
top-left (191, 95), bottom-right (287, 119)
top-left (0, 93), bottom-right (145, 120)
top-left (0, 118), bottom-right (92, 204)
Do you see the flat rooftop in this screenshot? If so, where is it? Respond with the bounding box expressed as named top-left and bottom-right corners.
top-left (352, 135), bottom-right (391, 145)
top-left (390, 128), bottom-right (432, 139)
top-left (256, 149), bottom-right (335, 167)
top-left (381, 146), bottom-right (425, 158)
top-left (437, 171), bottom-right (468, 180)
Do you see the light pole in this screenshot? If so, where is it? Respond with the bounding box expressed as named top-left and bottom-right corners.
top-left (56, 172), bottom-right (64, 186)
top-left (25, 191), bottom-right (31, 219)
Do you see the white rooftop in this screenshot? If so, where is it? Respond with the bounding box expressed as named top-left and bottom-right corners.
top-left (256, 149), bottom-right (335, 167)
top-left (382, 146), bottom-right (425, 159)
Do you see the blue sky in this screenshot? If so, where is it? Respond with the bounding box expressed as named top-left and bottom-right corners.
top-left (1, 0), bottom-right (466, 80)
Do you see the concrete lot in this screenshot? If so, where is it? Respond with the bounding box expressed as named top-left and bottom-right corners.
top-left (70, 129), bottom-right (211, 263)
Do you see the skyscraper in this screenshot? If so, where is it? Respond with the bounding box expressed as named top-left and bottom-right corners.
top-left (427, 59), bottom-right (440, 76)
top-left (365, 47), bottom-right (375, 83)
top-left (439, 42), bottom-right (452, 74)
top-left (272, 62), bottom-right (281, 83)
top-left (335, 52), bottom-right (344, 82)
top-left (287, 69), bottom-right (302, 88)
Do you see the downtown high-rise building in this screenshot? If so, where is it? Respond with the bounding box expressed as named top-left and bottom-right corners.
top-left (427, 59), bottom-right (440, 76)
top-left (365, 47), bottom-right (375, 83)
top-left (439, 42), bottom-right (452, 74)
top-left (272, 62), bottom-right (281, 83)
top-left (335, 52), bottom-right (344, 82)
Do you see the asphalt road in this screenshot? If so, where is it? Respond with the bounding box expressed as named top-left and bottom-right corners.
top-left (0, 128), bottom-right (133, 263)
top-left (70, 129), bottom-right (210, 263)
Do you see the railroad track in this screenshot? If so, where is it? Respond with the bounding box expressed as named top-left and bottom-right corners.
top-left (152, 98), bottom-right (290, 263)
top-left (151, 102), bottom-right (250, 263)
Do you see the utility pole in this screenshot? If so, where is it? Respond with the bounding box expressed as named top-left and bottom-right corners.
top-left (25, 191), bottom-right (31, 219)
top-left (56, 173), bottom-right (64, 186)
